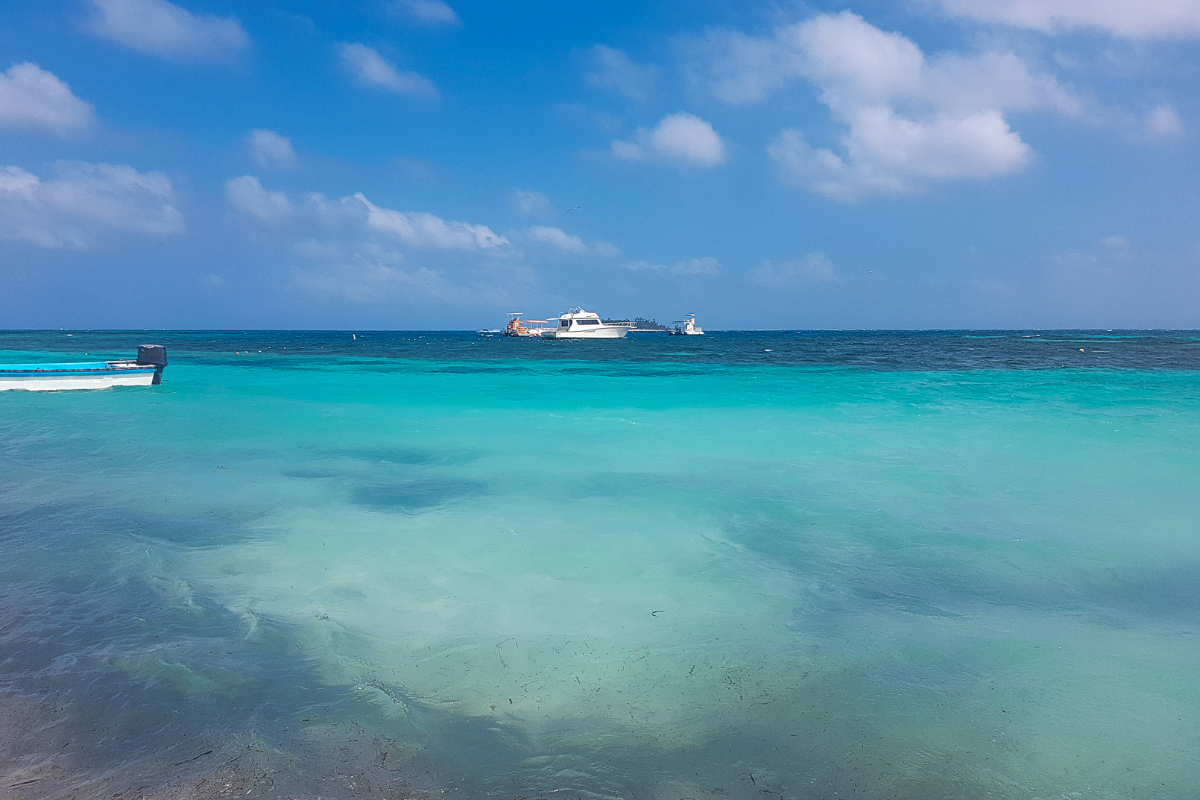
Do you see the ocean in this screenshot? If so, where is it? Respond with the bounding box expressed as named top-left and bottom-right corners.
top-left (2, 330), bottom-right (1198, 799)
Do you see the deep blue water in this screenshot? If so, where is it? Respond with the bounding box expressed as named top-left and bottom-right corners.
top-left (3, 328), bottom-right (1199, 370)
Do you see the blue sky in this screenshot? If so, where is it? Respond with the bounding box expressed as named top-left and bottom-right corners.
top-left (1, 0), bottom-right (1198, 329)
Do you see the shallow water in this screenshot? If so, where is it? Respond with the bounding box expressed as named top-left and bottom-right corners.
top-left (2, 330), bottom-right (1199, 799)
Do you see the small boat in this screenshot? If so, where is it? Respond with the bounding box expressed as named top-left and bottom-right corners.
top-left (669, 314), bottom-right (705, 335)
top-left (541, 308), bottom-right (632, 339)
top-left (0, 345), bottom-right (168, 392)
top-left (503, 313), bottom-right (554, 337)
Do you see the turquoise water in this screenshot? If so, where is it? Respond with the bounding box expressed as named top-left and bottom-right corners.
top-left (2, 331), bottom-right (1199, 798)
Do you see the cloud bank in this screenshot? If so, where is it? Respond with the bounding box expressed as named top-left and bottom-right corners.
top-left (623, 257), bottom-right (720, 276)
top-left (223, 177), bottom-right (583, 305)
top-left (222, 176), bottom-right (635, 304)
top-left (932, 0), bottom-right (1200, 39)
top-left (0, 162), bottom-right (183, 249)
top-left (749, 253), bottom-right (838, 287)
top-left (225, 176), bottom-right (629, 257)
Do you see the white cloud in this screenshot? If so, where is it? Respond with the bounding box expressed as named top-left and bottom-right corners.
top-left (91, 0), bottom-right (249, 62)
top-left (692, 11), bottom-right (1075, 200)
top-left (610, 140), bottom-right (643, 160)
top-left (623, 257), bottom-right (720, 275)
top-left (357, 194), bottom-right (506, 250)
top-left (395, 157), bottom-right (439, 181)
top-left (511, 188), bottom-right (553, 217)
top-left (391, 0), bottom-right (461, 27)
top-left (585, 45), bottom-right (657, 101)
top-left (916, 52), bottom-right (1082, 116)
top-left (521, 225), bottom-right (621, 257)
top-left (338, 43), bottom-right (438, 98)
top-left (226, 175), bottom-right (291, 221)
top-left (526, 225), bottom-right (587, 253)
top-left (293, 260), bottom-right (526, 306)
top-left (612, 112), bottom-right (727, 167)
top-left (293, 238), bottom-right (342, 261)
top-left (749, 252), bottom-right (838, 287)
top-left (1145, 104), bottom-right (1184, 139)
top-left (691, 29), bottom-right (797, 105)
top-left (228, 179), bottom-right (533, 305)
top-left (650, 113), bottom-right (728, 165)
top-left (0, 63), bottom-right (94, 137)
top-left (931, 0), bottom-right (1200, 39)
top-left (0, 162), bottom-right (183, 249)
top-left (694, 14), bottom-right (1080, 112)
top-left (768, 110), bottom-right (1031, 201)
top-left (248, 129), bottom-right (297, 168)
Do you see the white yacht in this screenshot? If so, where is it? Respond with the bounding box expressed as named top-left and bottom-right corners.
top-left (542, 308), bottom-right (632, 339)
top-left (669, 314), bottom-right (705, 335)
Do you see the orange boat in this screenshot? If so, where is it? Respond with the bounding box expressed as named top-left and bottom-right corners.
top-left (504, 313), bottom-right (553, 337)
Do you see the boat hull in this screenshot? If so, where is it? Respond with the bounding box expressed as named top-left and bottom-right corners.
top-left (542, 327), bottom-right (629, 339)
top-left (0, 363), bottom-right (159, 392)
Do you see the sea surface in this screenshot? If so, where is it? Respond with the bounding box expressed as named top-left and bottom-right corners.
top-left (2, 330), bottom-right (1199, 799)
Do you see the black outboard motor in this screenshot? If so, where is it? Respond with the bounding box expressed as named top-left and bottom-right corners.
top-left (136, 345), bottom-right (168, 385)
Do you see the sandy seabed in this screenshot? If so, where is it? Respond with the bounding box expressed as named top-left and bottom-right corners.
top-left (1, 692), bottom-right (444, 800)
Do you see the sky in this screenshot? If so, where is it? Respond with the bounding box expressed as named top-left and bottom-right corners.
top-left (1, 0), bottom-right (1198, 330)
